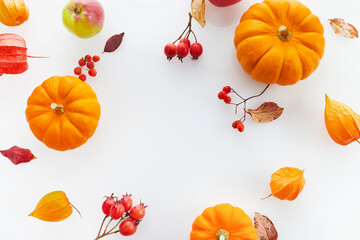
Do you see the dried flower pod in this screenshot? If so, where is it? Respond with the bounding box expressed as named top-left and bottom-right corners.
top-left (325, 95), bottom-right (360, 145)
top-left (29, 191), bottom-right (78, 222)
top-left (267, 167), bottom-right (305, 201)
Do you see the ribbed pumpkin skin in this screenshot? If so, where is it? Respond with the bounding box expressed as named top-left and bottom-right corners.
top-left (190, 204), bottom-right (258, 240)
top-left (0, 33), bottom-right (28, 74)
top-left (0, 0), bottom-right (29, 26)
top-left (234, 0), bottom-right (325, 85)
top-left (26, 76), bottom-right (101, 151)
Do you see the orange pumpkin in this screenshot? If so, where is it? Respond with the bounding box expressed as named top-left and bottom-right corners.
top-left (0, 0), bottom-right (29, 26)
top-left (234, 0), bottom-right (325, 85)
top-left (25, 76), bottom-right (101, 151)
top-left (190, 204), bottom-right (258, 240)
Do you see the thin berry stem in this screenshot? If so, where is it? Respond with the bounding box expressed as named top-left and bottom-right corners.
top-left (173, 12), bottom-right (193, 44)
top-left (103, 218), bottom-right (113, 235)
top-left (105, 216), bottom-right (127, 235)
top-left (190, 30), bottom-right (198, 43)
top-left (96, 216), bottom-right (108, 238)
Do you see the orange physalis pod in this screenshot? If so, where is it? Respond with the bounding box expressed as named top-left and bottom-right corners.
top-left (325, 95), bottom-right (360, 146)
top-left (264, 167), bottom-right (306, 201)
top-left (29, 191), bottom-right (80, 222)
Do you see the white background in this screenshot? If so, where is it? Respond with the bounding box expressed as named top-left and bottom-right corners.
top-left (0, 0), bottom-right (360, 239)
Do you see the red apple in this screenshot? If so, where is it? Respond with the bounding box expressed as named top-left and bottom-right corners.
top-left (62, 0), bottom-right (105, 38)
top-left (208, 0), bottom-right (241, 7)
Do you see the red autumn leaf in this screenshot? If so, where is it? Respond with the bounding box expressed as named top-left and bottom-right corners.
top-left (329, 18), bottom-right (359, 39)
top-left (246, 102), bottom-right (284, 123)
top-left (103, 33), bottom-right (125, 53)
top-left (0, 146), bottom-right (36, 165)
top-left (254, 212), bottom-right (278, 240)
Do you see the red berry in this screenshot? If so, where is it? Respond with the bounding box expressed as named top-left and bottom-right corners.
top-left (179, 38), bottom-right (191, 48)
top-left (120, 194), bottom-right (133, 212)
top-left (190, 43), bottom-right (203, 59)
top-left (129, 203), bottom-right (146, 221)
top-left (87, 61), bottom-right (95, 69)
top-left (78, 59), bottom-right (86, 66)
top-left (88, 69), bottom-right (97, 77)
top-left (232, 120), bottom-right (241, 129)
top-left (223, 86), bottom-right (231, 93)
top-left (224, 96), bottom-right (231, 104)
top-left (119, 220), bottom-right (137, 236)
top-left (79, 74), bottom-right (87, 82)
top-left (92, 55), bottom-right (100, 62)
top-left (109, 201), bottom-right (125, 220)
top-left (237, 122), bottom-right (245, 132)
top-left (164, 43), bottom-right (177, 60)
top-left (218, 91), bottom-right (227, 100)
top-left (85, 55), bottom-right (92, 61)
top-left (176, 43), bottom-right (189, 61)
top-left (102, 194), bottom-right (116, 216)
top-left (74, 67), bottom-right (82, 75)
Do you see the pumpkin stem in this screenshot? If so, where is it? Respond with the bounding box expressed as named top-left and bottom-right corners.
top-left (51, 103), bottom-right (65, 115)
top-left (216, 229), bottom-right (229, 240)
top-left (278, 25), bottom-right (291, 41)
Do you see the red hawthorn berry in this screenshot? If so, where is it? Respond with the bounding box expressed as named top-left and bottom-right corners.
top-left (224, 96), bottom-right (231, 104)
top-left (102, 194), bottom-right (116, 216)
top-left (88, 69), bottom-right (97, 77)
top-left (79, 74), bottom-right (87, 82)
top-left (164, 43), bottom-right (177, 60)
top-left (190, 43), bottom-right (203, 59)
top-left (78, 58), bottom-right (86, 66)
top-left (85, 55), bottom-right (92, 61)
top-left (119, 220), bottom-right (137, 236)
top-left (237, 122), bottom-right (245, 132)
top-left (232, 120), bottom-right (241, 129)
top-left (176, 43), bottom-right (189, 61)
top-left (120, 194), bottom-right (133, 212)
top-left (218, 91), bottom-right (227, 100)
top-left (92, 55), bottom-right (100, 62)
top-left (87, 61), bottom-right (95, 69)
top-left (179, 38), bottom-right (191, 48)
top-left (74, 67), bottom-right (82, 75)
top-left (223, 86), bottom-right (231, 93)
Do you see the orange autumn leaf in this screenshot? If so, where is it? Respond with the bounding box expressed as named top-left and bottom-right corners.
top-left (266, 167), bottom-right (305, 201)
top-left (246, 102), bottom-right (284, 123)
top-left (329, 18), bottom-right (359, 39)
top-left (29, 191), bottom-right (79, 222)
top-left (325, 95), bottom-right (360, 145)
top-left (191, 0), bottom-right (206, 27)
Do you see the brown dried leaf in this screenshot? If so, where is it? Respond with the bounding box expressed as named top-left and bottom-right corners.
top-left (254, 212), bottom-right (278, 240)
top-left (103, 33), bottom-right (125, 53)
top-left (246, 102), bottom-right (284, 123)
top-left (0, 146), bottom-right (36, 165)
top-left (329, 18), bottom-right (358, 39)
top-left (191, 0), bottom-right (206, 27)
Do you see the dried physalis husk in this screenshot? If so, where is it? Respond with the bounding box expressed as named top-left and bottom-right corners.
top-left (325, 95), bottom-right (360, 145)
top-left (191, 0), bottom-right (206, 27)
top-left (29, 191), bottom-right (80, 222)
top-left (265, 167), bottom-right (305, 201)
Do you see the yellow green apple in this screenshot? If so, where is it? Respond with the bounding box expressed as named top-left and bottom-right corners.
top-left (62, 0), bottom-right (105, 38)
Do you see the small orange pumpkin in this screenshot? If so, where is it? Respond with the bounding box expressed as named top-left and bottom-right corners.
top-left (25, 76), bottom-right (101, 151)
top-left (234, 0), bottom-right (325, 85)
top-left (0, 0), bottom-right (29, 26)
top-left (190, 203), bottom-right (258, 240)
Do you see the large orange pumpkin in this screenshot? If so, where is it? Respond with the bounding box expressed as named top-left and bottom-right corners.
top-left (190, 204), bottom-right (258, 240)
top-left (25, 76), bottom-right (101, 151)
top-left (0, 0), bottom-right (29, 26)
top-left (234, 0), bottom-right (325, 85)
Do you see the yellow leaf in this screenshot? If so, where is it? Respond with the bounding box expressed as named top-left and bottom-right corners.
top-left (325, 95), bottom-right (360, 145)
top-left (191, 0), bottom-right (206, 27)
top-left (29, 191), bottom-right (74, 222)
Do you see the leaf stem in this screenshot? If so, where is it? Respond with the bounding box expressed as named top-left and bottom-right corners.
top-left (69, 203), bottom-right (82, 219)
top-left (261, 194), bottom-right (272, 200)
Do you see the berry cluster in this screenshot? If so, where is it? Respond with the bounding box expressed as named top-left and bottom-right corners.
top-left (164, 13), bottom-right (203, 62)
top-left (95, 193), bottom-right (147, 240)
top-left (74, 54), bottom-right (100, 81)
top-left (218, 85), bottom-right (270, 133)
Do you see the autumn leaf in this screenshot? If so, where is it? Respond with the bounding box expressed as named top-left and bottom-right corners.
top-left (103, 33), bottom-right (125, 53)
top-left (246, 102), bottom-right (284, 123)
top-left (254, 212), bottom-right (278, 240)
top-left (329, 18), bottom-right (358, 39)
top-left (0, 146), bottom-right (36, 165)
top-left (191, 0), bottom-right (206, 27)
